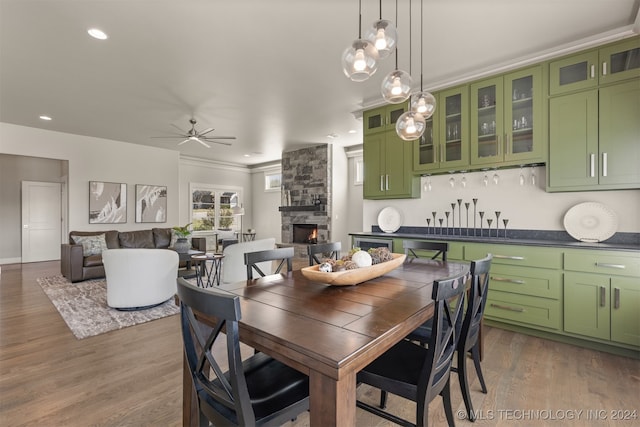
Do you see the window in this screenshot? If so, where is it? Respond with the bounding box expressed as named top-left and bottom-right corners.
top-left (264, 171), bottom-right (282, 192)
top-left (354, 157), bottom-right (364, 185)
top-left (189, 183), bottom-right (242, 233)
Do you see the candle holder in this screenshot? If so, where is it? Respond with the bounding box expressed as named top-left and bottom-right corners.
top-left (457, 199), bottom-right (463, 236)
top-left (473, 199), bottom-right (478, 236)
top-left (465, 203), bottom-right (470, 236)
top-left (445, 211), bottom-right (450, 235)
top-left (478, 211), bottom-right (485, 237)
top-left (502, 218), bottom-right (509, 239)
top-left (495, 211), bottom-right (501, 238)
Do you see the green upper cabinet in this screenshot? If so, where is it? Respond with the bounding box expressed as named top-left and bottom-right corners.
top-left (548, 78), bottom-right (640, 191)
top-left (363, 128), bottom-right (419, 199)
top-left (470, 66), bottom-right (544, 167)
top-left (550, 37), bottom-right (640, 95)
top-left (363, 103), bottom-right (408, 135)
top-left (413, 85), bottom-right (469, 173)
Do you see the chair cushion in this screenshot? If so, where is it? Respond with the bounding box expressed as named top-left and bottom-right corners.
top-left (83, 254), bottom-right (104, 267)
top-left (71, 233), bottom-right (108, 256)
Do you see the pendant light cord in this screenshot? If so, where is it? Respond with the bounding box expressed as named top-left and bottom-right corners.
top-left (358, 0), bottom-right (362, 38)
top-left (394, 0), bottom-right (399, 71)
top-left (420, 0), bottom-right (424, 90)
top-left (408, 0), bottom-right (412, 76)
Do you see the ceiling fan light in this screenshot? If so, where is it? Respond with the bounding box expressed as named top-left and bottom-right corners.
top-left (410, 91), bottom-right (437, 119)
top-left (342, 39), bottom-right (379, 82)
top-left (396, 111), bottom-right (426, 141)
top-left (381, 69), bottom-right (412, 103)
top-left (365, 19), bottom-right (397, 59)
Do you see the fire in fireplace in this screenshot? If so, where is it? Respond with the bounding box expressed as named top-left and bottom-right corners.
top-left (293, 224), bottom-right (318, 244)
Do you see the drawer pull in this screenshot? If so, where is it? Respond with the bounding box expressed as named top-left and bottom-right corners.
top-left (600, 286), bottom-right (606, 307)
top-left (491, 276), bottom-right (525, 284)
top-left (493, 254), bottom-right (525, 260)
top-left (595, 262), bottom-right (625, 269)
top-left (490, 303), bottom-right (524, 313)
top-left (614, 288), bottom-right (620, 310)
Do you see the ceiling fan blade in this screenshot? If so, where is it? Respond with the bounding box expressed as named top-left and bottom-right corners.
top-left (201, 136), bottom-right (237, 140)
top-left (197, 128), bottom-right (215, 137)
top-left (209, 140), bottom-right (233, 146)
top-left (197, 139), bottom-right (211, 148)
top-left (177, 139), bottom-right (190, 146)
top-left (150, 135), bottom-right (187, 139)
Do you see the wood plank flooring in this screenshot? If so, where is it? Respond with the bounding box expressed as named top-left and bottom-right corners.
top-left (1, 261), bottom-right (638, 426)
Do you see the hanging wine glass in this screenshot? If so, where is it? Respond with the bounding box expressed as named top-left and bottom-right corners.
top-left (493, 168), bottom-right (500, 185)
top-left (461, 171), bottom-right (467, 188)
top-left (449, 174), bottom-right (455, 188)
top-left (531, 165), bottom-right (537, 186)
top-left (519, 165), bottom-right (525, 186)
top-left (483, 170), bottom-right (489, 187)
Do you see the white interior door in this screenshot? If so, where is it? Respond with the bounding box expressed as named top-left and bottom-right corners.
top-left (21, 181), bottom-right (61, 263)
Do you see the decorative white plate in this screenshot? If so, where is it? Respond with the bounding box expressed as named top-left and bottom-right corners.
top-left (563, 202), bottom-right (618, 242)
top-left (377, 207), bottom-right (402, 233)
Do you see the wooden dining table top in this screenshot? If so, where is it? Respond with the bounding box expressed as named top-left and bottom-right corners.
top-left (187, 258), bottom-right (470, 426)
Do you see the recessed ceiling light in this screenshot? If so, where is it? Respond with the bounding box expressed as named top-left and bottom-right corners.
top-left (39, 115), bottom-right (52, 121)
top-left (348, 129), bottom-right (357, 134)
top-left (326, 133), bottom-right (339, 139)
top-left (243, 154), bottom-right (251, 157)
top-left (87, 28), bottom-right (108, 40)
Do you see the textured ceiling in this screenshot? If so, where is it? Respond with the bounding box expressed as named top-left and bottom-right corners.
top-left (1, 0), bottom-right (638, 165)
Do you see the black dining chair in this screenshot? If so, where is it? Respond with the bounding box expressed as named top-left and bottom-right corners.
top-left (404, 240), bottom-right (449, 262)
top-left (356, 271), bottom-right (467, 427)
top-left (307, 241), bottom-right (341, 266)
top-left (405, 254), bottom-right (493, 422)
top-left (245, 247), bottom-right (294, 279)
top-left (176, 277), bottom-right (310, 427)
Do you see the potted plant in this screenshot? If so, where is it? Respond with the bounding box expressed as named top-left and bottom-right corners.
top-left (172, 223), bottom-right (192, 253)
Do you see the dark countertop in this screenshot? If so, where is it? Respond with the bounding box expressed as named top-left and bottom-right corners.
top-left (349, 229), bottom-right (640, 252)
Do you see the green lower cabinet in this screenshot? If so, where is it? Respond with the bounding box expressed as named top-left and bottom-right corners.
top-left (564, 273), bottom-right (640, 347)
top-left (485, 290), bottom-right (561, 330)
top-left (610, 277), bottom-right (640, 347)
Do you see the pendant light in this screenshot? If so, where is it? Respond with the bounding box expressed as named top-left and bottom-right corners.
top-left (395, 0), bottom-right (425, 140)
top-left (381, 0), bottom-right (412, 103)
top-left (410, 0), bottom-right (436, 119)
top-left (342, 0), bottom-right (379, 82)
top-left (365, 0), bottom-right (397, 59)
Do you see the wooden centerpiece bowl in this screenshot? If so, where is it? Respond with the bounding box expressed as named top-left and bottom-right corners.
top-left (301, 253), bottom-right (406, 286)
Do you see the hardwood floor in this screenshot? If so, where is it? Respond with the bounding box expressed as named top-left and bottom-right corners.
top-left (1, 261), bottom-right (638, 426)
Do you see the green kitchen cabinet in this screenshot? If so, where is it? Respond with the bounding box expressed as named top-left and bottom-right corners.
top-left (610, 277), bottom-right (640, 347)
top-left (550, 37), bottom-right (640, 95)
top-left (363, 129), bottom-right (419, 199)
top-left (470, 66), bottom-right (544, 167)
top-left (414, 85), bottom-right (469, 173)
top-left (548, 78), bottom-right (640, 190)
top-left (363, 103), bottom-right (408, 135)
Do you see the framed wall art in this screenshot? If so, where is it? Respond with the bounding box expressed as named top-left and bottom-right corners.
top-left (89, 181), bottom-right (127, 224)
top-left (135, 184), bottom-right (167, 223)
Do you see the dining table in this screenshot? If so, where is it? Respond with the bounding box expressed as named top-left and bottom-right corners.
top-left (181, 257), bottom-right (470, 427)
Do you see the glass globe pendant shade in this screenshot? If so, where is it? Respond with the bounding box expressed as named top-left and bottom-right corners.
top-left (396, 111), bottom-right (426, 141)
top-left (410, 91), bottom-right (437, 119)
top-left (364, 19), bottom-right (397, 59)
top-left (342, 39), bottom-right (379, 82)
top-left (381, 69), bottom-right (413, 104)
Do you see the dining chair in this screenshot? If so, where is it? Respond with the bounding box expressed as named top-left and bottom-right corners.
top-left (307, 241), bottom-right (341, 266)
top-left (404, 240), bottom-right (449, 262)
top-left (176, 278), bottom-right (310, 427)
top-left (404, 254), bottom-right (493, 422)
top-left (245, 247), bottom-right (294, 279)
top-left (356, 271), bottom-right (467, 427)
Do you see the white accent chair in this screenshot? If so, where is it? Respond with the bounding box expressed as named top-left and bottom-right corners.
top-left (221, 238), bottom-right (276, 285)
top-left (102, 248), bottom-right (179, 310)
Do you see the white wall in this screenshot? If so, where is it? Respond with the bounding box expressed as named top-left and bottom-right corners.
top-left (331, 144), bottom-right (350, 250)
top-left (362, 166), bottom-right (640, 234)
top-left (346, 148), bottom-right (364, 243)
top-left (249, 164), bottom-right (282, 242)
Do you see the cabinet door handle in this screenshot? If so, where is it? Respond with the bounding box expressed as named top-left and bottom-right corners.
top-left (602, 152), bottom-right (608, 177)
top-left (602, 61), bottom-right (607, 76)
top-left (600, 286), bottom-right (606, 307)
top-left (590, 64), bottom-right (595, 79)
top-left (490, 303), bottom-right (525, 313)
top-left (493, 254), bottom-right (525, 260)
top-left (590, 153), bottom-right (595, 177)
top-left (380, 175), bottom-right (384, 192)
top-left (595, 262), bottom-right (626, 269)
top-left (385, 174), bottom-right (389, 191)
top-left (614, 288), bottom-right (620, 309)
top-left (491, 276), bottom-right (525, 284)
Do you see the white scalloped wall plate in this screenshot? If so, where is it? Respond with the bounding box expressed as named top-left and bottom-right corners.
top-left (377, 207), bottom-right (402, 233)
top-left (563, 202), bottom-right (618, 242)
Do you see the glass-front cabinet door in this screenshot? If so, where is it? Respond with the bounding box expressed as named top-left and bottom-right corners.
top-left (413, 110), bottom-right (438, 171)
top-left (363, 103), bottom-right (408, 135)
top-left (599, 37), bottom-right (640, 85)
top-left (471, 66), bottom-right (542, 166)
top-left (549, 50), bottom-right (599, 95)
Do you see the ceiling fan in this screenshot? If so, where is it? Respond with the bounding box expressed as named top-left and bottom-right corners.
top-left (151, 118), bottom-right (236, 148)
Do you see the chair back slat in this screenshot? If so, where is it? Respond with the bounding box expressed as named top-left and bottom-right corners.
top-left (244, 247), bottom-right (294, 279)
top-left (460, 254), bottom-right (493, 352)
top-left (307, 242), bottom-right (341, 265)
top-left (403, 240), bottom-right (449, 262)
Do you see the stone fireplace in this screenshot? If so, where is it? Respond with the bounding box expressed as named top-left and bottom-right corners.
top-left (280, 145), bottom-right (332, 257)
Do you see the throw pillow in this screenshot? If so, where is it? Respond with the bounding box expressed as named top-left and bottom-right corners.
top-left (71, 234), bottom-right (108, 256)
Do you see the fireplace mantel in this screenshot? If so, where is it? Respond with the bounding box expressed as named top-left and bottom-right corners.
top-left (278, 205), bottom-right (324, 212)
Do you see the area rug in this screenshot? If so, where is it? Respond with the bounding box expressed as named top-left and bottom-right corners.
top-left (37, 275), bottom-right (181, 340)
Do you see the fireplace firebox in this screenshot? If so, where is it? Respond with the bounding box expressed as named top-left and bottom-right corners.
top-left (293, 224), bottom-right (318, 244)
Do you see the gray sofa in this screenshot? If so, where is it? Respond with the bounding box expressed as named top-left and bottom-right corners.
top-left (60, 228), bottom-right (206, 282)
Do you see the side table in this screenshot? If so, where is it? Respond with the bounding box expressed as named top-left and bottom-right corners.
top-left (191, 254), bottom-right (224, 288)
